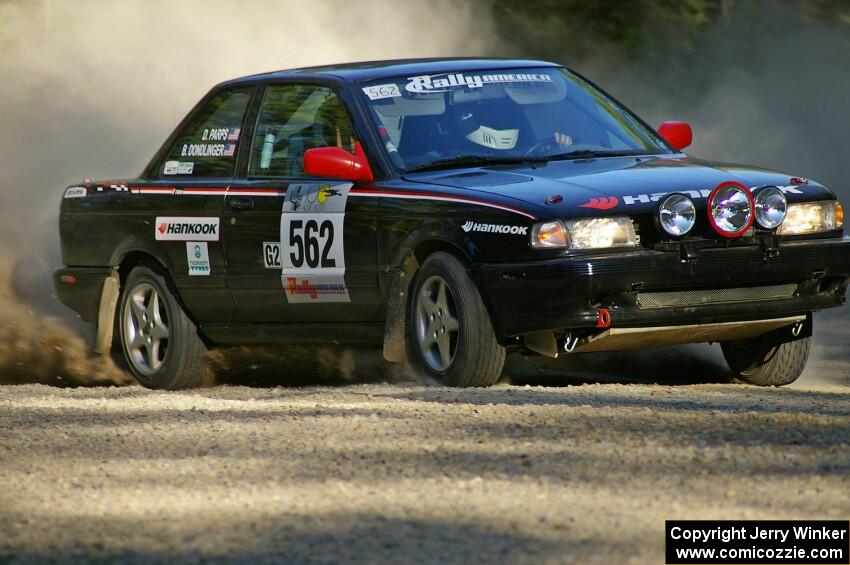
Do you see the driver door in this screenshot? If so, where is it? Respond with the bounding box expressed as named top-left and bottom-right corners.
top-left (224, 82), bottom-right (381, 323)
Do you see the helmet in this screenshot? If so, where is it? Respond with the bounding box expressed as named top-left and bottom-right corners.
top-left (456, 101), bottom-right (520, 150)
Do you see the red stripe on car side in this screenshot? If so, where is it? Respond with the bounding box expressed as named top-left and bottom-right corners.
top-left (350, 188), bottom-right (538, 220)
top-left (125, 186), bottom-right (535, 220)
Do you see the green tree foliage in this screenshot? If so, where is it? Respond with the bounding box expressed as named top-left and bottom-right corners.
top-left (491, 0), bottom-right (720, 62)
top-left (490, 0), bottom-right (849, 63)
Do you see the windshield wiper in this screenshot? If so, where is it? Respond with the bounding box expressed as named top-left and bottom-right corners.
top-left (547, 149), bottom-right (656, 161)
top-left (405, 155), bottom-right (543, 173)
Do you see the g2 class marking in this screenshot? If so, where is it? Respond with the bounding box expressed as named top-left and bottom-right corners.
top-left (262, 242), bottom-right (281, 269)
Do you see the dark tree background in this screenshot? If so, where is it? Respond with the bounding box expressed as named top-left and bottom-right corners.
top-left (480, 0), bottom-right (850, 198)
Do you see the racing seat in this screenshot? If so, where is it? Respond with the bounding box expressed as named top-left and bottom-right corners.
top-left (398, 115), bottom-right (446, 165)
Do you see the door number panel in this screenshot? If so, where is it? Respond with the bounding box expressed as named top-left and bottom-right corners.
top-left (280, 183), bottom-right (352, 303)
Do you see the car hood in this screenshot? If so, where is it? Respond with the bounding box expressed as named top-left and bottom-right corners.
top-left (403, 155), bottom-right (833, 219)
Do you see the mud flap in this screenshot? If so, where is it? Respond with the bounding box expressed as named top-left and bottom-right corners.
top-left (382, 254), bottom-right (418, 363)
top-left (92, 270), bottom-right (120, 356)
top-left (778, 311), bottom-right (813, 344)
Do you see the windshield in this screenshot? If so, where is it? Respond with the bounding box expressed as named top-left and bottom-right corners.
top-left (359, 67), bottom-right (671, 172)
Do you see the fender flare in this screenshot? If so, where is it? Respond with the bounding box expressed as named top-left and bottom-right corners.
top-left (382, 222), bottom-right (511, 360)
top-left (93, 237), bottom-right (175, 356)
top-left (108, 235), bottom-right (170, 272)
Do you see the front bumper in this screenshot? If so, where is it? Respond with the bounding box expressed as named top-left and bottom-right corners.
top-left (476, 237), bottom-right (850, 339)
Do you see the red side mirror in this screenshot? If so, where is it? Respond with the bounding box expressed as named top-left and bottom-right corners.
top-left (657, 121), bottom-right (693, 151)
top-left (304, 141), bottom-right (374, 182)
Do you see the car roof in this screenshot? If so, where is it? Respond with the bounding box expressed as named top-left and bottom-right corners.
top-left (218, 58), bottom-right (562, 87)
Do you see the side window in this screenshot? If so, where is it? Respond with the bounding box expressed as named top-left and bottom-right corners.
top-left (249, 84), bottom-right (355, 177)
top-left (161, 87), bottom-right (253, 178)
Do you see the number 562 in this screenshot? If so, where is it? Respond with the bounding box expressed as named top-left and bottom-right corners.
top-left (288, 219), bottom-right (336, 268)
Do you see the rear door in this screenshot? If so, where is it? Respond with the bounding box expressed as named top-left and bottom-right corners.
top-left (136, 85), bottom-right (255, 323)
top-left (223, 82), bottom-right (381, 323)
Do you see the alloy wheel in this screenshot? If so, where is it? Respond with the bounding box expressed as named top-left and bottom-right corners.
top-left (415, 275), bottom-right (460, 371)
top-left (123, 282), bottom-right (170, 375)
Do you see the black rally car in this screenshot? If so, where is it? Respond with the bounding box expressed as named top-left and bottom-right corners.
top-left (54, 58), bottom-right (849, 389)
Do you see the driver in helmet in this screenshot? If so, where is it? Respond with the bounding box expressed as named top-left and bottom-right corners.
top-left (457, 101), bottom-right (573, 151)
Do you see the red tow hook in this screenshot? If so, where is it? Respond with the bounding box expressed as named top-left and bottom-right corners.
top-left (596, 308), bottom-right (612, 328)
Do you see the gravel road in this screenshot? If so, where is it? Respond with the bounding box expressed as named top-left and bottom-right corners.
top-left (1, 310), bottom-right (848, 564)
top-left (2, 379), bottom-right (849, 564)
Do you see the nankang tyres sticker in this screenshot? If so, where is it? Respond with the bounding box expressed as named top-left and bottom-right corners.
top-left (155, 217), bottom-right (220, 241)
top-left (185, 242), bottom-right (211, 276)
top-left (280, 183), bottom-right (352, 303)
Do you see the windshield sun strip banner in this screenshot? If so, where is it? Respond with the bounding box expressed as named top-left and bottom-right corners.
top-left (404, 72), bottom-right (554, 94)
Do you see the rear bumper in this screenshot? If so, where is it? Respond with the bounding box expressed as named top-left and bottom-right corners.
top-left (476, 237), bottom-right (850, 339)
top-left (53, 267), bottom-right (113, 322)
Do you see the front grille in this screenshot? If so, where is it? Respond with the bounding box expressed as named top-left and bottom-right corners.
top-left (636, 284), bottom-right (797, 309)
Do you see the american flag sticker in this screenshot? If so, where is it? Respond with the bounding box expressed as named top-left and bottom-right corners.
top-left (227, 127), bottom-right (241, 141)
top-left (223, 143), bottom-right (236, 157)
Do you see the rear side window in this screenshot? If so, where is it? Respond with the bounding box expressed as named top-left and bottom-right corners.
top-left (161, 87), bottom-right (253, 178)
top-left (249, 84), bottom-right (356, 177)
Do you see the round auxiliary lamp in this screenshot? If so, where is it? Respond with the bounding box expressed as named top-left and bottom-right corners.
top-left (753, 185), bottom-right (788, 230)
top-left (706, 181), bottom-right (755, 238)
top-left (656, 192), bottom-right (697, 237)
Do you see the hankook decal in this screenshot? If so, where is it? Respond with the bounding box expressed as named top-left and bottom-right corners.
top-left (461, 221), bottom-right (528, 235)
top-left (155, 217), bottom-right (220, 241)
top-left (587, 185), bottom-right (805, 208)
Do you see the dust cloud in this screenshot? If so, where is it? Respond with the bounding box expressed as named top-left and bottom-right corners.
top-left (0, 258), bottom-right (131, 385)
top-left (0, 0), bottom-right (494, 385)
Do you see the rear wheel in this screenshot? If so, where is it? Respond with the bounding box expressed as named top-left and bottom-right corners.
top-left (408, 252), bottom-right (505, 387)
top-left (118, 266), bottom-right (208, 389)
top-left (721, 329), bottom-right (811, 387)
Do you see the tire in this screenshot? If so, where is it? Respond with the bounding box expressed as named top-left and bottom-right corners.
top-left (721, 331), bottom-right (811, 387)
top-left (407, 252), bottom-right (505, 387)
top-left (118, 266), bottom-right (208, 389)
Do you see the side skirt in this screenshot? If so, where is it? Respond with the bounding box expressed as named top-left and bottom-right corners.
top-left (201, 322), bottom-right (385, 346)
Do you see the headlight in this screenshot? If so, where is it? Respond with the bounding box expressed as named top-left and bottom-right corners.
top-left (532, 217), bottom-right (636, 249)
top-left (657, 193), bottom-right (696, 237)
top-left (565, 217), bottom-right (636, 249)
top-left (707, 181), bottom-right (754, 238)
top-left (754, 186), bottom-right (788, 229)
top-left (778, 201), bottom-right (844, 235)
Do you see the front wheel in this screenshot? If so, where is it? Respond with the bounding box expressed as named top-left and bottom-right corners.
top-left (408, 252), bottom-right (505, 387)
top-left (118, 266), bottom-right (208, 389)
top-left (721, 326), bottom-right (811, 387)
